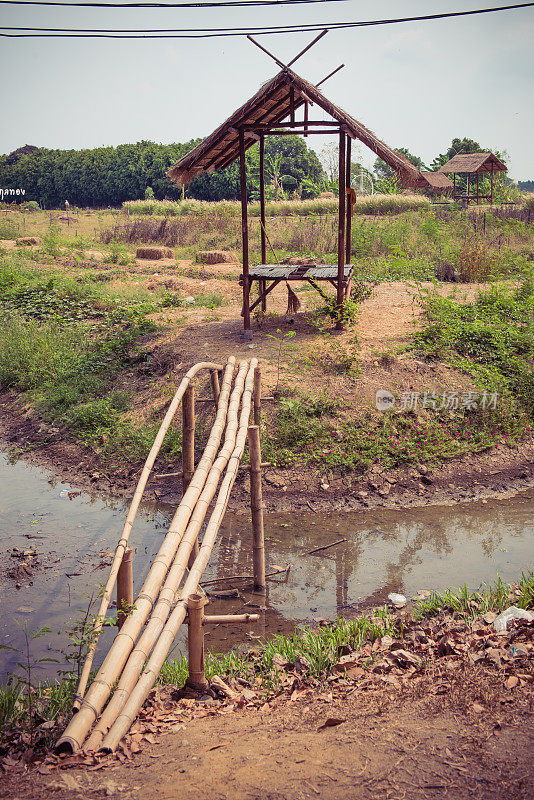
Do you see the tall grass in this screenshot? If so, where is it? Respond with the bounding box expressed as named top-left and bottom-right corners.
top-left (123, 194), bottom-right (430, 219)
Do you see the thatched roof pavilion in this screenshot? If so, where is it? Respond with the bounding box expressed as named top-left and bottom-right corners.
top-left (438, 152), bottom-right (507, 203)
top-left (168, 66), bottom-right (447, 338)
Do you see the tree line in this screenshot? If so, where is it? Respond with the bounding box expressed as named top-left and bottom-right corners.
top-left (0, 137), bottom-right (323, 208)
top-left (0, 134), bottom-right (525, 209)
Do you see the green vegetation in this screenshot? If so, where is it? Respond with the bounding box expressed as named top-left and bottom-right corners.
top-left (413, 277), bottom-right (534, 417)
top-left (122, 193), bottom-right (430, 219)
top-left (0, 135), bottom-right (323, 207)
top-left (0, 255), bottom-right (184, 462)
top-left (262, 389), bottom-right (526, 472)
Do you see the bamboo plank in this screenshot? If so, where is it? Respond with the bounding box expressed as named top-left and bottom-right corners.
top-left (71, 360), bottom-right (222, 712)
top-left (99, 361), bottom-right (258, 752)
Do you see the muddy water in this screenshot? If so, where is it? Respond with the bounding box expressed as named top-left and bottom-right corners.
top-left (0, 452), bottom-right (533, 680)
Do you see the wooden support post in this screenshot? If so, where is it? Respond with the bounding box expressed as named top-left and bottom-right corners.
top-left (476, 172), bottom-right (480, 205)
top-left (116, 548), bottom-right (133, 630)
top-left (259, 133), bottom-right (267, 312)
top-left (336, 130), bottom-right (346, 330)
top-left (239, 129), bottom-right (252, 340)
top-left (259, 134), bottom-right (267, 267)
top-left (182, 386), bottom-right (199, 567)
top-left (345, 135), bottom-right (352, 286)
top-left (247, 425), bottom-right (265, 589)
top-left (253, 368), bottom-right (261, 427)
top-left (490, 164), bottom-right (494, 205)
top-left (210, 370), bottom-right (220, 405)
top-left (186, 594), bottom-right (209, 692)
top-left (303, 101), bottom-right (309, 137)
top-left (290, 88), bottom-right (295, 124)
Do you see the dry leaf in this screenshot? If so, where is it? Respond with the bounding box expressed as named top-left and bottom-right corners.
top-left (506, 675), bottom-right (518, 689)
top-left (318, 717), bottom-right (346, 731)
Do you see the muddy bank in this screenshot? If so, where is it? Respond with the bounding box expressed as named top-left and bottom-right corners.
top-left (1, 389), bottom-right (533, 515)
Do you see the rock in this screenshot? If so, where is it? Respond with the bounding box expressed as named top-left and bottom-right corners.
top-left (196, 250), bottom-right (238, 265)
top-left (482, 611), bottom-right (497, 625)
top-left (417, 464), bottom-right (428, 475)
top-left (388, 592), bottom-right (407, 608)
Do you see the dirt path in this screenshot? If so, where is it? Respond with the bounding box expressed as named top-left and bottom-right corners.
top-left (3, 679), bottom-right (533, 800)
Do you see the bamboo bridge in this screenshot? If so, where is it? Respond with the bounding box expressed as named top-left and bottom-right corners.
top-left (56, 357), bottom-right (265, 754)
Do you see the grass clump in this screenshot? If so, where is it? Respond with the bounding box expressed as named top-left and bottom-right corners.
top-left (413, 277), bottom-right (534, 417)
top-left (415, 572), bottom-right (534, 622)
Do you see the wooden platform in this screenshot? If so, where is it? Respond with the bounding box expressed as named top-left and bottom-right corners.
top-left (241, 263), bottom-right (354, 314)
top-left (248, 263), bottom-right (353, 280)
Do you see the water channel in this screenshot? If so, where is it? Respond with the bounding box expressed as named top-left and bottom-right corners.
top-left (0, 451), bottom-right (532, 680)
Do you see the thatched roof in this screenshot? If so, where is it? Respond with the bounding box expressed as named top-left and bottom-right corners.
top-left (417, 171), bottom-right (454, 191)
top-left (438, 152), bottom-right (507, 175)
top-left (168, 68), bottom-right (425, 190)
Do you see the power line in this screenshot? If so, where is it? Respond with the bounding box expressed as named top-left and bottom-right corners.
top-left (0, 0), bottom-right (354, 6)
top-left (0, 2), bottom-right (532, 36)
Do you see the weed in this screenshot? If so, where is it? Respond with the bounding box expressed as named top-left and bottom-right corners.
top-left (266, 329), bottom-right (298, 395)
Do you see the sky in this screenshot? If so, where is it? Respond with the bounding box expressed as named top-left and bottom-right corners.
top-left (0, 1), bottom-right (533, 179)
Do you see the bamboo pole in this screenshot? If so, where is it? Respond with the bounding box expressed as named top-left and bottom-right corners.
top-left (210, 370), bottom-right (220, 405)
top-left (57, 359), bottom-right (236, 754)
top-left (116, 548), bottom-right (133, 630)
top-left (99, 360), bottom-right (258, 752)
top-left (84, 362), bottom-right (250, 751)
top-left (186, 594), bottom-right (209, 692)
top-left (182, 386), bottom-right (195, 494)
top-left (204, 613), bottom-right (259, 624)
top-left (253, 367), bottom-right (261, 427)
top-left (71, 360), bottom-right (222, 711)
top-left (248, 425), bottom-right (265, 589)
top-left (182, 385), bottom-right (199, 569)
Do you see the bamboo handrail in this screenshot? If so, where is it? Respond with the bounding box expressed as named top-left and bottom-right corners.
top-left (72, 360), bottom-right (223, 710)
top-left (84, 361), bottom-right (251, 751)
top-left (99, 359), bottom-right (258, 752)
top-left (56, 359), bottom-right (236, 754)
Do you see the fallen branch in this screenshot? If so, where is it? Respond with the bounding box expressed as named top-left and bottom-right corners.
top-left (201, 563), bottom-right (291, 586)
top-left (300, 538), bottom-right (347, 556)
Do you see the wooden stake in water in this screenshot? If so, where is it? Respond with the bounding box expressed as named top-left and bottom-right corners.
top-left (248, 425), bottom-right (265, 589)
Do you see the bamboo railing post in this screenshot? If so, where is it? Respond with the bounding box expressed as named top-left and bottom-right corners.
top-left (253, 367), bottom-right (261, 427)
top-left (247, 425), bottom-right (265, 589)
top-left (210, 370), bottom-right (220, 405)
top-left (186, 594), bottom-right (209, 692)
top-left (116, 548), bottom-right (133, 630)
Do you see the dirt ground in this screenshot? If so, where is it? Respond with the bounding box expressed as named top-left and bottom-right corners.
top-left (2, 673), bottom-right (533, 800)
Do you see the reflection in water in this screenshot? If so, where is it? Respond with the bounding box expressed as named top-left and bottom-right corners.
top-left (0, 450), bottom-right (532, 679)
